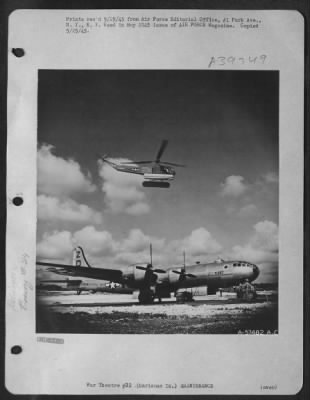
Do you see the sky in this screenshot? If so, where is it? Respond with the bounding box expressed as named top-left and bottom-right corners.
top-left (37, 70), bottom-right (279, 283)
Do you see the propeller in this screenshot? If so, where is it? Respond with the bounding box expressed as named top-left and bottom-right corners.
top-left (135, 244), bottom-right (166, 274)
top-left (136, 265), bottom-right (166, 274)
top-left (172, 270), bottom-right (196, 279)
top-left (135, 244), bottom-right (166, 289)
top-left (172, 251), bottom-right (196, 281)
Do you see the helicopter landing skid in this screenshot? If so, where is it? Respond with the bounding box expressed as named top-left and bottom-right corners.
top-left (143, 181), bottom-right (170, 188)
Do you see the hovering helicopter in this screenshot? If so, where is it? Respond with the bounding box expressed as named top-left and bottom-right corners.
top-left (99, 140), bottom-right (185, 188)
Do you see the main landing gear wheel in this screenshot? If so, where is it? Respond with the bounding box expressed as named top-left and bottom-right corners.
top-left (138, 289), bottom-right (155, 304)
top-left (242, 291), bottom-right (256, 301)
top-left (176, 291), bottom-right (194, 304)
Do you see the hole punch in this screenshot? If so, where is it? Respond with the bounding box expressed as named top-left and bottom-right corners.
top-left (12, 48), bottom-right (25, 57)
top-left (11, 345), bottom-right (22, 355)
top-left (12, 196), bottom-right (23, 206)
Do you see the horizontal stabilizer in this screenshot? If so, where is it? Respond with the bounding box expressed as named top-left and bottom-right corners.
top-left (39, 279), bottom-right (82, 284)
top-left (37, 261), bottom-right (123, 283)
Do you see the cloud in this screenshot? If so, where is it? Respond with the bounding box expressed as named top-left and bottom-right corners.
top-left (263, 171), bottom-right (278, 184)
top-left (98, 159), bottom-right (150, 215)
top-left (37, 230), bottom-right (73, 260)
top-left (122, 229), bottom-right (165, 253)
top-left (36, 226), bottom-right (118, 262)
top-left (38, 144), bottom-right (96, 196)
top-left (238, 204), bottom-right (258, 217)
top-left (251, 220), bottom-right (278, 253)
top-left (170, 227), bottom-right (222, 257)
top-left (114, 251), bottom-right (153, 266)
top-left (126, 203), bottom-right (150, 215)
top-left (231, 220), bottom-right (278, 264)
top-left (38, 195), bottom-right (103, 224)
top-left (256, 262), bottom-right (278, 282)
top-left (36, 226), bottom-right (165, 267)
top-left (37, 225), bottom-right (222, 269)
top-left (73, 226), bottom-right (117, 256)
top-left (220, 175), bottom-right (248, 197)
top-left (115, 229), bottom-right (165, 265)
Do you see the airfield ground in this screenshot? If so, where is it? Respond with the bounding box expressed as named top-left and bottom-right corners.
top-left (36, 291), bottom-right (278, 334)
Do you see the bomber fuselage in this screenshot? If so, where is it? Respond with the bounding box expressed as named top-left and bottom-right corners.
top-left (121, 260), bottom-right (259, 292)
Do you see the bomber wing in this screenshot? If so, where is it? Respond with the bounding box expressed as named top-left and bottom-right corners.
top-left (36, 261), bottom-right (123, 283)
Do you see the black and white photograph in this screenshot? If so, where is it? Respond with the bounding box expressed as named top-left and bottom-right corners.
top-left (6, 9), bottom-right (304, 395)
top-left (36, 69), bottom-right (279, 334)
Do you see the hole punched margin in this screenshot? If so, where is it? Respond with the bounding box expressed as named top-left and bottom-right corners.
top-left (12, 48), bottom-right (25, 57)
top-left (11, 345), bottom-right (22, 355)
top-left (12, 196), bottom-right (23, 206)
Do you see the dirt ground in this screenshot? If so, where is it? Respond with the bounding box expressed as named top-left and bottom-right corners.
top-left (37, 293), bottom-right (278, 334)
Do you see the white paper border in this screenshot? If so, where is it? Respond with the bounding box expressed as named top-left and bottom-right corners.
top-left (6, 9), bottom-right (304, 395)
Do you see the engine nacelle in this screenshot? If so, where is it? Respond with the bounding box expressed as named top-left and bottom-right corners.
top-left (168, 269), bottom-right (182, 285)
top-left (122, 265), bottom-right (144, 282)
top-left (122, 264), bottom-right (158, 288)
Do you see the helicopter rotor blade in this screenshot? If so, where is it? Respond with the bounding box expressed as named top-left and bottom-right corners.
top-left (120, 160), bottom-right (152, 165)
top-left (97, 153), bottom-right (108, 161)
top-left (155, 140), bottom-right (168, 163)
top-left (160, 161), bottom-right (186, 167)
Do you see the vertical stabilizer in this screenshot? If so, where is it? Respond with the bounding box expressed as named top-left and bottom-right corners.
top-left (72, 246), bottom-right (92, 268)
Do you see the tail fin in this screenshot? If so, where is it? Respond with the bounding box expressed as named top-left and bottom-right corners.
top-left (72, 246), bottom-right (92, 268)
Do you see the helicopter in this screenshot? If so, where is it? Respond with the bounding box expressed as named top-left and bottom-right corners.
top-left (99, 140), bottom-right (185, 188)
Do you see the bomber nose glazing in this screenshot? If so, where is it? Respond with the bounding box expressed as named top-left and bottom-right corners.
top-left (252, 264), bottom-right (260, 280)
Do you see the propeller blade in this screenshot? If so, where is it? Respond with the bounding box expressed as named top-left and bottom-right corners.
top-left (160, 161), bottom-right (186, 167)
top-left (153, 268), bottom-right (166, 274)
top-left (136, 266), bottom-right (148, 271)
top-left (185, 273), bottom-right (197, 278)
top-left (172, 270), bottom-right (196, 278)
top-left (155, 140), bottom-right (168, 163)
top-left (120, 160), bottom-right (153, 165)
top-left (136, 266), bottom-right (165, 273)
